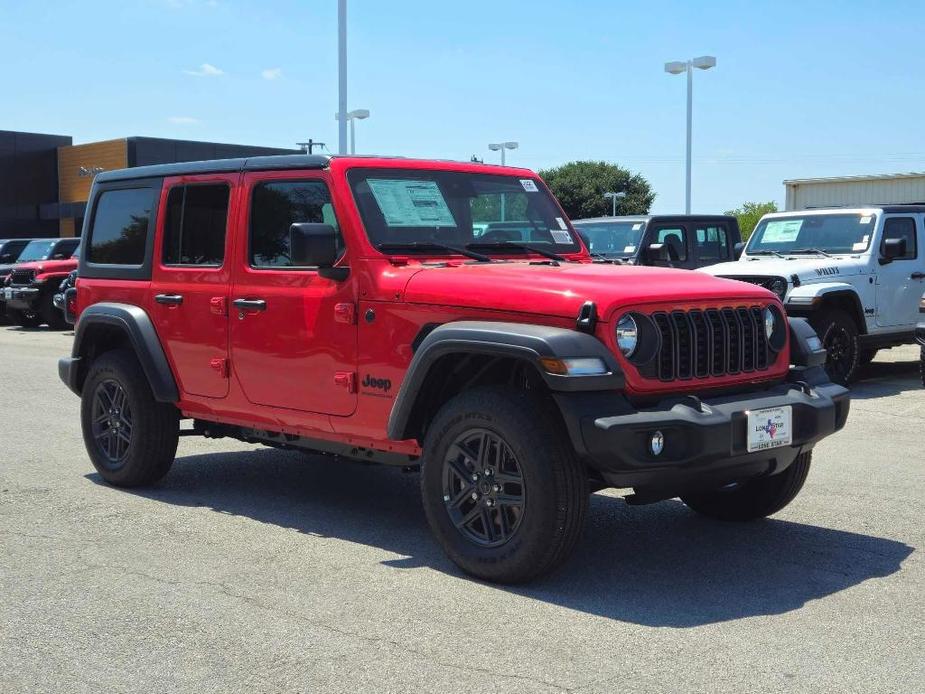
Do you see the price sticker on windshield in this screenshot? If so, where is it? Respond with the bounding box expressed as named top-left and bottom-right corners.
top-left (520, 179), bottom-right (539, 192)
top-left (550, 229), bottom-right (573, 244)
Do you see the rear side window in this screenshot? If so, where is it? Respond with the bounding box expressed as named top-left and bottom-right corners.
top-left (654, 227), bottom-right (688, 261)
top-left (163, 184), bottom-right (230, 266)
top-left (882, 217), bottom-right (917, 260)
top-left (694, 224), bottom-right (729, 261)
top-left (250, 180), bottom-right (340, 268)
top-left (88, 188), bottom-right (157, 265)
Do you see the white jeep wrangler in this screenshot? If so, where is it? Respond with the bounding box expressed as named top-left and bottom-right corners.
top-left (701, 206), bottom-right (925, 383)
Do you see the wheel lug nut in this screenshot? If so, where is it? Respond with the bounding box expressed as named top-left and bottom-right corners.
top-left (471, 474), bottom-right (478, 482)
top-left (485, 499), bottom-right (494, 507)
top-left (471, 492), bottom-right (479, 501)
top-left (493, 484), bottom-right (501, 492)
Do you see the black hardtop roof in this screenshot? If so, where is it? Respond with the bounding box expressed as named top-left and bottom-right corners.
top-left (94, 154), bottom-right (332, 184)
top-left (572, 214), bottom-right (736, 224)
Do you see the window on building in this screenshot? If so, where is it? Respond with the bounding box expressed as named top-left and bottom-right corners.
top-left (882, 217), bottom-right (917, 260)
top-left (163, 184), bottom-right (230, 266)
top-left (88, 188), bottom-right (156, 265)
top-left (249, 180), bottom-right (340, 268)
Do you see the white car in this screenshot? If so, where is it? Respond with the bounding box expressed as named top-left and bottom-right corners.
top-left (701, 206), bottom-right (925, 383)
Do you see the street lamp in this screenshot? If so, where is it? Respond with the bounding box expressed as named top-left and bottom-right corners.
top-left (488, 141), bottom-right (519, 166)
top-left (664, 55), bottom-right (716, 213)
top-left (337, 0), bottom-right (348, 154)
top-left (603, 191), bottom-right (627, 217)
top-left (334, 109), bottom-right (370, 154)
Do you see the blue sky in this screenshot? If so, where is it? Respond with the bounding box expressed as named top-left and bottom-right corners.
top-left (1, 0), bottom-right (923, 214)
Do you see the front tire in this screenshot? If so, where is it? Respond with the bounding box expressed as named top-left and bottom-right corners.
top-left (8, 307), bottom-right (41, 328)
top-left (811, 309), bottom-right (860, 384)
top-left (80, 349), bottom-right (179, 487)
top-left (920, 345), bottom-right (925, 388)
top-left (420, 386), bottom-right (587, 583)
top-left (681, 451), bottom-right (812, 521)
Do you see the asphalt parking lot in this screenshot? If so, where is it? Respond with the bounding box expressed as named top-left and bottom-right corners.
top-left (1, 325), bottom-right (922, 694)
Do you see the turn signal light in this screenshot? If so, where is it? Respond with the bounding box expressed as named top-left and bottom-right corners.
top-left (539, 357), bottom-right (609, 376)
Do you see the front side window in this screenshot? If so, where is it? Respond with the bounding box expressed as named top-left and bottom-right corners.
top-left (16, 240), bottom-right (56, 262)
top-left (348, 169), bottom-right (580, 254)
top-left (654, 227), bottom-right (687, 261)
top-left (694, 224), bottom-right (729, 261)
top-left (747, 213), bottom-right (876, 256)
top-left (250, 180), bottom-right (340, 268)
top-left (881, 217), bottom-right (917, 260)
top-left (88, 188), bottom-right (156, 265)
top-left (572, 221), bottom-right (646, 259)
top-left (163, 184), bottom-right (230, 266)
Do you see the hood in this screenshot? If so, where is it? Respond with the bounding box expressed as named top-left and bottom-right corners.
top-left (13, 258), bottom-right (78, 277)
top-left (401, 261), bottom-right (776, 320)
top-left (700, 255), bottom-right (870, 284)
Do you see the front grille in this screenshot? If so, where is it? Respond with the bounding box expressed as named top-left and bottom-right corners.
top-left (649, 306), bottom-right (770, 381)
top-left (719, 275), bottom-right (787, 296)
top-left (10, 269), bottom-right (35, 286)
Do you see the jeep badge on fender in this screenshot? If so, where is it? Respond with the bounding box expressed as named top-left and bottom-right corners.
top-left (58, 153), bottom-right (849, 584)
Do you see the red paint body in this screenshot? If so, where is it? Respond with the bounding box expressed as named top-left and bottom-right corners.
top-left (76, 157), bottom-right (787, 456)
top-left (12, 257), bottom-right (79, 284)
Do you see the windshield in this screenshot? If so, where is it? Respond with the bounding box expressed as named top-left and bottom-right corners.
top-left (747, 213), bottom-right (876, 255)
top-left (16, 240), bottom-right (56, 262)
top-left (347, 168), bottom-right (581, 254)
top-left (572, 221), bottom-right (646, 258)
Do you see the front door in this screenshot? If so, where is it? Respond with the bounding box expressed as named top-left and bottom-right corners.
top-left (647, 224), bottom-right (694, 269)
top-left (229, 170), bottom-right (357, 416)
top-left (150, 174), bottom-right (236, 398)
top-left (875, 215), bottom-right (925, 328)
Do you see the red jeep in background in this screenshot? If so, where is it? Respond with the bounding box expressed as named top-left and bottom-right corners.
top-left (2, 237), bottom-right (80, 329)
top-left (58, 154), bottom-right (849, 582)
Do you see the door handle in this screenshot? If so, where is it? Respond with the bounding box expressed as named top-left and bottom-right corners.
top-left (155, 294), bottom-right (184, 306)
top-left (911, 272), bottom-right (925, 280)
top-left (232, 298), bottom-right (267, 312)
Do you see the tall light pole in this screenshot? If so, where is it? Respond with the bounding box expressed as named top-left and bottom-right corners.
top-left (337, 0), bottom-right (348, 154)
top-left (604, 191), bottom-right (626, 217)
top-left (334, 109), bottom-right (370, 154)
top-left (488, 141), bottom-right (518, 166)
top-left (665, 55), bottom-right (716, 213)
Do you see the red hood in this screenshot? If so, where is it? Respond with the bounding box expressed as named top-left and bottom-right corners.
top-left (14, 258), bottom-right (78, 277)
top-left (400, 261), bottom-right (777, 320)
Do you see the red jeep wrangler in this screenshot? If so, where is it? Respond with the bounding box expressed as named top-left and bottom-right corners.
top-left (3, 238), bottom-right (80, 329)
top-left (59, 154), bottom-right (849, 582)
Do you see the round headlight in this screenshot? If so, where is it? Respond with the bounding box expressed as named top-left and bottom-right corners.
top-left (769, 278), bottom-right (787, 299)
top-left (763, 307), bottom-right (775, 340)
top-left (616, 314), bottom-right (639, 357)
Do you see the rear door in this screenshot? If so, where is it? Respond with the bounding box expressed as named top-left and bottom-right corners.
top-left (875, 215), bottom-right (925, 328)
top-left (150, 174), bottom-right (236, 398)
top-left (692, 221), bottom-right (733, 267)
top-left (228, 170), bottom-right (357, 416)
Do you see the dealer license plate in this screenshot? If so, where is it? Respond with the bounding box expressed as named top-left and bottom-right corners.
top-left (2, 288), bottom-right (11, 300)
top-left (746, 406), bottom-right (792, 453)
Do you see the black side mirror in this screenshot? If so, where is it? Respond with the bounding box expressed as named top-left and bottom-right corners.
top-left (880, 237), bottom-right (907, 264)
top-left (646, 242), bottom-right (669, 262)
top-left (53, 253), bottom-right (65, 260)
top-left (734, 241), bottom-right (745, 260)
top-left (289, 223), bottom-right (347, 280)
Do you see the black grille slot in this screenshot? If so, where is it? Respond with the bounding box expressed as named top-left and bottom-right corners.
top-left (648, 306), bottom-right (772, 381)
top-left (10, 269), bottom-right (34, 285)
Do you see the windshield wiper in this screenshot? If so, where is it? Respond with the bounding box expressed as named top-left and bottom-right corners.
top-left (790, 247), bottom-right (833, 257)
top-left (377, 242), bottom-right (491, 263)
top-left (748, 250), bottom-right (787, 258)
top-left (466, 241), bottom-right (568, 263)
top-left (588, 252), bottom-right (625, 264)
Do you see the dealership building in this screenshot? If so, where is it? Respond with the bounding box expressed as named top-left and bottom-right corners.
top-left (0, 130), bottom-right (299, 239)
top-left (784, 172), bottom-right (925, 211)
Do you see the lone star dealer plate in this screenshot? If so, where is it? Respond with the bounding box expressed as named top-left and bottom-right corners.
top-left (746, 405), bottom-right (793, 453)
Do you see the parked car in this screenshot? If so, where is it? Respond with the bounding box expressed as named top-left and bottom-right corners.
top-left (700, 206), bottom-right (925, 384)
top-left (572, 215), bottom-right (742, 268)
top-left (53, 269), bottom-right (79, 326)
top-left (917, 291), bottom-right (925, 387)
top-left (59, 154), bottom-right (848, 583)
top-left (0, 238), bottom-right (36, 321)
top-left (2, 238), bottom-right (80, 329)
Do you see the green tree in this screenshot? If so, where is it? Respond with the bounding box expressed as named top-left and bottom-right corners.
top-left (538, 161), bottom-right (654, 219)
top-left (724, 201), bottom-right (778, 240)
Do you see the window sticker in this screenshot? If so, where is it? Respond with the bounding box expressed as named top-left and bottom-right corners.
top-left (762, 219), bottom-right (803, 243)
top-left (632, 223), bottom-right (643, 230)
top-left (520, 179), bottom-right (539, 192)
top-left (852, 234), bottom-right (870, 252)
top-left (860, 215), bottom-right (873, 224)
top-left (624, 245), bottom-right (636, 253)
top-left (555, 217), bottom-right (568, 230)
top-left (367, 179), bottom-right (456, 227)
top-left (550, 229), bottom-right (573, 244)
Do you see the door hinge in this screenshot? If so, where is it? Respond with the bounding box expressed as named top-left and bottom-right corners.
top-left (334, 371), bottom-right (357, 393)
top-left (210, 296), bottom-right (227, 316)
top-left (334, 302), bottom-right (356, 324)
top-left (209, 358), bottom-right (229, 378)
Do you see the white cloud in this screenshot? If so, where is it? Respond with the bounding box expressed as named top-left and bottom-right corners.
top-left (261, 67), bottom-right (283, 81)
top-left (168, 116), bottom-right (200, 125)
top-left (183, 63), bottom-right (224, 77)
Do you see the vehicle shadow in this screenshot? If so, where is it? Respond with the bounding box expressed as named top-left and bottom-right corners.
top-left (86, 447), bottom-right (913, 628)
top-left (850, 358), bottom-right (921, 399)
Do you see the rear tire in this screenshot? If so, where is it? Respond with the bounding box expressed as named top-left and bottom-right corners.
top-left (8, 307), bottom-right (41, 328)
top-left (80, 349), bottom-right (179, 487)
top-left (420, 386), bottom-right (587, 583)
top-left (810, 309), bottom-right (860, 385)
top-left (681, 451), bottom-right (812, 521)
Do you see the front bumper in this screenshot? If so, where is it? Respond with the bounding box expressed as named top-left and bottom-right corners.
top-left (556, 367), bottom-right (849, 492)
top-left (3, 286), bottom-right (41, 311)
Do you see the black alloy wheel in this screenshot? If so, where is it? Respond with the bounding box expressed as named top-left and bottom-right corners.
top-left (442, 428), bottom-right (526, 548)
top-left (90, 379), bottom-right (134, 468)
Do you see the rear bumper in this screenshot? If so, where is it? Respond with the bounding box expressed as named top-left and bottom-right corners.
top-left (555, 367), bottom-right (849, 492)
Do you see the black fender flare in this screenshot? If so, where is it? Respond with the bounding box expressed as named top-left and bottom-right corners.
top-left (387, 321), bottom-right (623, 441)
top-left (60, 302), bottom-right (178, 402)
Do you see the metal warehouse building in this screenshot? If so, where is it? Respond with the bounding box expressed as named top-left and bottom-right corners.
top-left (784, 172), bottom-right (925, 210)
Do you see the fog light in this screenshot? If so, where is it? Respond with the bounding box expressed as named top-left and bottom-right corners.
top-left (650, 431), bottom-right (664, 456)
